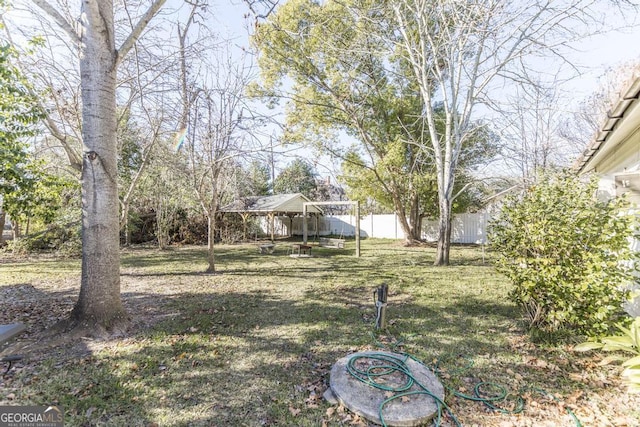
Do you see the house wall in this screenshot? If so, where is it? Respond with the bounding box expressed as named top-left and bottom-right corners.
top-left (593, 130), bottom-right (640, 203)
top-left (593, 184), bottom-right (640, 317)
top-left (586, 127), bottom-right (640, 317)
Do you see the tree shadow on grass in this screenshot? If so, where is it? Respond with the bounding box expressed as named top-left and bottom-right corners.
top-left (1, 244), bottom-right (618, 426)
top-left (0, 285), bottom-right (155, 425)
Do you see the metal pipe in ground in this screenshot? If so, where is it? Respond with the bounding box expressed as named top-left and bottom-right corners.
top-left (374, 283), bottom-right (388, 329)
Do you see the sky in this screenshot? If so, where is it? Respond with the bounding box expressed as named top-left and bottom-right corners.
top-left (209, 0), bottom-right (640, 101)
top-left (564, 15), bottom-right (640, 102)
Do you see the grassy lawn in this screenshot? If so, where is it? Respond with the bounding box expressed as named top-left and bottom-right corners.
top-left (1, 239), bottom-right (638, 426)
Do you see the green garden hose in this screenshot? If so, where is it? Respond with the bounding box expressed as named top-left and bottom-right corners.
top-left (346, 348), bottom-right (582, 427)
top-left (346, 351), bottom-right (459, 427)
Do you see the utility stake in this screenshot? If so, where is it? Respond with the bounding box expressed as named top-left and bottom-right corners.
top-left (374, 283), bottom-right (388, 329)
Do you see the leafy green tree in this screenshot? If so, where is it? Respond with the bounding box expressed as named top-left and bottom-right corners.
top-left (489, 172), bottom-right (635, 337)
top-left (273, 159), bottom-right (317, 197)
top-left (341, 120), bottom-right (497, 237)
top-left (252, 0), bottom-right (497, 243)
top-left (3, 162), bottom-right (77, 235)
top-left (0, 35), bottom-right (44, 239)
top-left (245, 160), bottom-right (271, 196)
top-left (0, 45), bottom-right (41, 183)
top-left (252, 0), bottom-right (432, 242)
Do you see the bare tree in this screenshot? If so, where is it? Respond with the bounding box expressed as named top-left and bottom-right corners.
top-left (31, 0), bottom-right (167, 335)
top-left (4, 3), bottom-right (188, 245)
top-left (391, 0), bottom-right (625, 265)
top-left (562, 59), bottom-right (640, 156)
top-left (497, 83), bottom-right (574, 185)
top-left (115, 3), bottom-right (192, 246)
top-left (182, 45), bottom-right (256, 273)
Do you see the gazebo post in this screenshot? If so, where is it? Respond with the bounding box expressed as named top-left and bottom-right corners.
top-left (303, 205), bottom-right (308, 244)
top-left (269, 212), bottom-right (275, 242)
top-left (240, 213), bottom-right (250, 241)
top-left (315, 214), bottom-right (319, 240)
top-left (287, 213), bottom-right (295, 237)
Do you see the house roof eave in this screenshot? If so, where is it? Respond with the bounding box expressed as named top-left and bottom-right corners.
top-left (574, 76), bottom-right (640, 175)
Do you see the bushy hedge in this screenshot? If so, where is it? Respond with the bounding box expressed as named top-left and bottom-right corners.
top-left (489, 172), bottom-right (635, 337)
top-left (4, 223), bottom-right (81, 257)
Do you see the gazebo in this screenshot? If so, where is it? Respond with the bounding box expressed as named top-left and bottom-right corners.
top-left (220, 193), bottom-right (324, 241)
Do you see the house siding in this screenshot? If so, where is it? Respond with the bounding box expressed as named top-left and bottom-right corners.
top-left (577, 78), bottom-right (640, 318)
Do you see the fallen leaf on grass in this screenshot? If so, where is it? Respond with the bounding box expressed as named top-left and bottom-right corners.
top-left (566, 390), bottom-right (583, 404)
top-left (569, 372), bottom-right (583, 382)
top-left (340, 415), bottom-right (352, 423)
top-left (612, 415), bottom-right (633, 426)
top-left (289, 406), bottom-right (301, 417)
top-left (350, 414), bottom-right (367, 426)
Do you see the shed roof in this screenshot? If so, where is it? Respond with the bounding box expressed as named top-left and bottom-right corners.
top-left (220, 193), bottom-right (324, 215)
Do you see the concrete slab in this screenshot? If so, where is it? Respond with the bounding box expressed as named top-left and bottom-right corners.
top-left (0, 323), bottom-right (26, 344)
top-left (328, 351), bottom-right (444, 427)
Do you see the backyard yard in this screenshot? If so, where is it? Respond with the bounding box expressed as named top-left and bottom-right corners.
top-left (0, 239), bottom-right (638, 426)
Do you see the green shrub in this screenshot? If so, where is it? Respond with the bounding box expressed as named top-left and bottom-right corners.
top-left (489, 172), bottom-right (635, 337)
top-left (4, 222), bottom-right (80, 256)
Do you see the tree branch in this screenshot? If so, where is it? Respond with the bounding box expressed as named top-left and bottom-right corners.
top-left (31, 0), bottom-right (81, 45)
top-left (115, 0), bottom-right (167, 67)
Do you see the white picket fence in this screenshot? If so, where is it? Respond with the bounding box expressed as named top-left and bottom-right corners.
top-left (261, 212), bottom-right (491, 244)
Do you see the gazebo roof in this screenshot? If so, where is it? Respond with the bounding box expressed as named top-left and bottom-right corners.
top-left (220, 193), bottom-right (323, 215)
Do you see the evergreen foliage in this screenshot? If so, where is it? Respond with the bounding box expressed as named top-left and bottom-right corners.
top-left (489, 171), bottom-right (636, 337)
top-left (273, 159), bottom-right (317, 197)
top-left (0, 43), bottom-right (43, 198)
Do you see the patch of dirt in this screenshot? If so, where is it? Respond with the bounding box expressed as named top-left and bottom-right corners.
top-left (0, 270), bottom-right (177, 362)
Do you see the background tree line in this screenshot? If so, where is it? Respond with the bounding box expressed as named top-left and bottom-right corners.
top-left (3, 0), bottom-right (632, 257)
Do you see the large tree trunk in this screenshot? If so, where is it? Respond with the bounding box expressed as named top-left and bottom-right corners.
top-left (408, 194), bottom-right (422, 241)
top-left (70, 0), bottom-right (127, 333)
top-left (392, 196), bottom-right (421, 244)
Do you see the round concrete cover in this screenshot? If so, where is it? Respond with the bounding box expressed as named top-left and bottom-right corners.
top-left (329, 351), bottom-right (445, 427)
